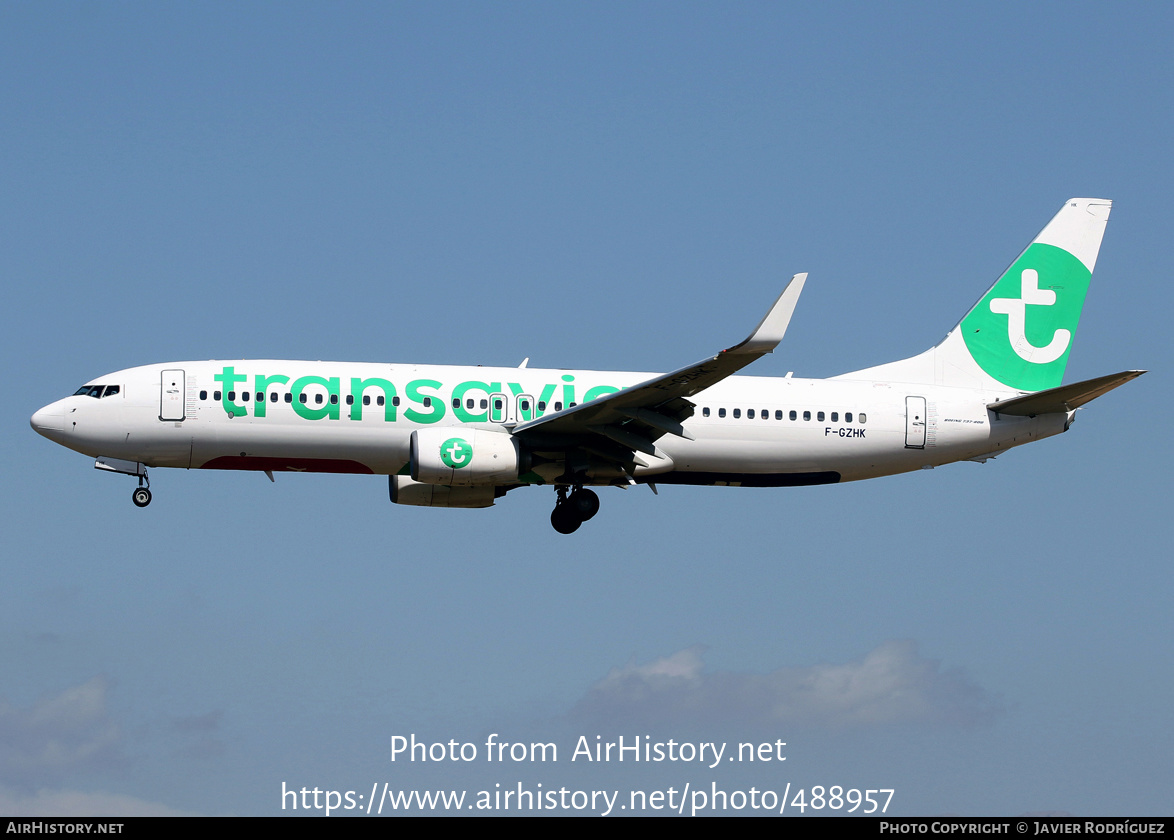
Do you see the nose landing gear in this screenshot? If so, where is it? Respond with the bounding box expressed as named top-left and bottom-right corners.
top-left (550, 486), bottom-right (599, 534)
top-left (131, 470), bottom-right (151, 508)
top-left (94, 457), bottom-right (153, 508)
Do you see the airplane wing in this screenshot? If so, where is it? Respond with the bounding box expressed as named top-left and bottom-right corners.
top-left (987, 370), bottom-right (1146, 417)
top-left (513, 274), bottom-right (806, 475)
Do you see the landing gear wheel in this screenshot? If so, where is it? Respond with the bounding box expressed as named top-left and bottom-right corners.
top-left (551, 503), bottom-right (582, 534)
top-left (569, 488), bottom-right (600, 521)
top-left (132, 487), bottom-right (152, 508)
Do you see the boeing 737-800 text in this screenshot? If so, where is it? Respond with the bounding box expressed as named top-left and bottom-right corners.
top-left (31, 198), bottom-right (1143, 533)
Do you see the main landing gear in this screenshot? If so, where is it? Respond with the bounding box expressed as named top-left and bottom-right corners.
top-left (550, 486), bottom-right (600, 534)
top-left (131, 472), bottom-right (152, 508)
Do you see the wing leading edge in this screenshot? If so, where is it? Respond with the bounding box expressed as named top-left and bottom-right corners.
top-left (513, 274), bottom-right (807, 476)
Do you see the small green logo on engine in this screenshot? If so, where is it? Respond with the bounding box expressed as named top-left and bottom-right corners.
top-left (440, 437), bottom-right (473, 469)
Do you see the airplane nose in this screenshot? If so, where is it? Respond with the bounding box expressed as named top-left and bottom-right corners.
top-left (31, 402), bottom-right (66, 436)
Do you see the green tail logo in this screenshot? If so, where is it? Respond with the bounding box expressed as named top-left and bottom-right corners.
top-left (961, 243), bottom-right (1091, 391)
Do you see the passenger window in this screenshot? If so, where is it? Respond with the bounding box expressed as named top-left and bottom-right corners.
top-left (555, 402), bottom-right (563, 411)
top-left (315, 394), bottom-right (324, 404)
top-left (718, 408), bottom-right (726, 418)
top-left (200, 390), bottom-right (208, 401)
top-left (761, 409), bottom-right (768, 420)
top-left (831, 412), bottom-right (838, 422)
top-left (270, 392), bottom-right (278, 403)
top-left (480, 399), bottom-right (487, 409)
top-left (299, 394), bottom-right (307, 404)
top-left (423, 397), bottom-right (431, 408)
top-left (389, 396), bottom-right (396, 406)
top-left (494, 398), bottom-right (503, 410)
top-left (284, 393), bottom-right (292, 403)
top-left (775, 410), bottom-right (783, 420)
top-left (452, 398), bottom-right (460, 409)
top-left (537, 401), bottom-right (546, 411)
top-left (803, 411), bottom-right (811, 421)
top-left (377, 396), bottom-right (385, 406)
top-left (242, 392), bottom-right (250, 402)
top-left (363, 395), bottom-right (370, 406)
top-left (215, 391), bottom-right (222, 401)
top-left (817, 411), bottom-right (824, 422)
top-left (256, 391), bottom-right (263, 402)
top-left (466, 399), bottom-right (474, 410)
top-left (228, 391), bottom-right (236, 401)
top-left (845, 412), bottom-right (853, 423)
top-left (569, 402), bottom-right (576, 408)
top-left (703, 407), bottom-right (710, 417)
top-left (733, 408), bottom-right (741, 418)
top-left (521, 400), bottom-right (530, 411)
top-left (859, 413), bottom-right (867, 423)
top-left (330, 394), bottom-right (338, 405)
top-left (789, 410), bottom-right (797, 420)
top-left (748, 409), bottom-right (755, 419)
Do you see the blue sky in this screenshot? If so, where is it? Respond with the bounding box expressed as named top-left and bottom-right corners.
top-left (2, 2), bottom-right (1170, 816)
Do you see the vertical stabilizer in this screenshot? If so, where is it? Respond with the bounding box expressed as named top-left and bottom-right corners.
top-left (835, 198), bottom-right (1112, 393)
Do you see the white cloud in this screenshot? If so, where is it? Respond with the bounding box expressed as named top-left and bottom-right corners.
top-left (572, 640), bottom-right (999, 730)
top-left (0, 677), bottom-right (122, 786)
top-left (0, 679), bottom-right (205, 815)
top-left (0, 785), bottom-right (194, 817)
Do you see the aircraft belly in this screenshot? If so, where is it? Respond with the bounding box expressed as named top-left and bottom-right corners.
top-left (666, 428), bottom-right (890, 475)
top-left (189, 420), bottom-right (411, 475)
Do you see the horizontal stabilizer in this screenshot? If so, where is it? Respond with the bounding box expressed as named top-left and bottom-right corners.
top-left (987, 370), bottom-right (1145, 417)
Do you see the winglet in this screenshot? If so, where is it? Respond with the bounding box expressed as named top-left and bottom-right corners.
top-left (724, 273), bottom-right (807, 356)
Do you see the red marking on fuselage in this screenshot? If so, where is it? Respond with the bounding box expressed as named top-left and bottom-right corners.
top-left (200, 456), bottom-right (374, 474)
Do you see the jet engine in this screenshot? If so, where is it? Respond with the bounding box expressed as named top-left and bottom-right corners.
top-left (409, 428), bottom-right (528, 486)
top-left (389, 476), bottom-right (501, 508)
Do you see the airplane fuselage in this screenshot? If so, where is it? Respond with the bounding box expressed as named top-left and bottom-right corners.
top-left (32, 359), bottom-right (1067, 487)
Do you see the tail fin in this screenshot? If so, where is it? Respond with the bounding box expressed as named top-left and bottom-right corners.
top-left (836, 198), bottom-right (1112, 392)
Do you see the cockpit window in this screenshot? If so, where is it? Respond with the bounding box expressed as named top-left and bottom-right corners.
top-left (74, 384), bottom-right (122, 398)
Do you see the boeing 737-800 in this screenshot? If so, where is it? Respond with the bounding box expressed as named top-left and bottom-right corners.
top-left (31, 198), bottom-right (1143, 533)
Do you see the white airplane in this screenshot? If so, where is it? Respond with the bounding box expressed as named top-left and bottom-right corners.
top-left (31, 198), bottom-right (1143, 533)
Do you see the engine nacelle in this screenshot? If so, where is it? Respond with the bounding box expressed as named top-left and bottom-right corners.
top-left (410, 428), bottom-right (526, 486)
top-left (389, 476), bottom-right (499, 508)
